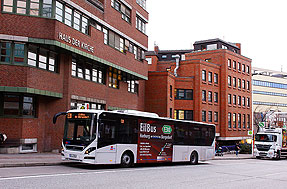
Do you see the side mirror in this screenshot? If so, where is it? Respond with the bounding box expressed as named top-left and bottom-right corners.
top-left (53, 112), bottom-right (67, 124)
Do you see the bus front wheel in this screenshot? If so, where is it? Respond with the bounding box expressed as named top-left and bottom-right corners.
top-left (190, 151), bottom-right (198, 165)
top-left (120, 151), bottom-right (134, 168)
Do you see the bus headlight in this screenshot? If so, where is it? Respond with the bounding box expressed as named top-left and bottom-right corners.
top-left (85, 147), bottom-right (96, 154)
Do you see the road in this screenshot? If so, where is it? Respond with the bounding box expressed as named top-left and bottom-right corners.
top-left (1, 159), bottom-right (287, 189)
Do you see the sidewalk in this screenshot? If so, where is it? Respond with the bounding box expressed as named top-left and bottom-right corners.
top-left (0, 152), bottom-right (65, 168)
top-left (0, 152), bottom-right (254, 168)
top-left (213, 153), bottom-right (254, 160)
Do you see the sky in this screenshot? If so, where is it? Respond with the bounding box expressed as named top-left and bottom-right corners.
top-left (146, 0), bottom-right (287, 72)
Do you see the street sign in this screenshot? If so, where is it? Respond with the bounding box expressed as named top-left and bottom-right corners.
top-left (248, 130), bottom-right (253, 136)
top-left (259, 122), bottom-right (265, 128)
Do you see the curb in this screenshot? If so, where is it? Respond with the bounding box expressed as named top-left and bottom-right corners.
top-left (0, 162), bottom-right (71, 168)
top-left (212, 157), bottom-right (254, 160)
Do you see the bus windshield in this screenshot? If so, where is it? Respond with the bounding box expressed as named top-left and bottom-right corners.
top-left (63, 113), bottom-right (96, 144)
top-left (255, 134), bottom-right (277, 142)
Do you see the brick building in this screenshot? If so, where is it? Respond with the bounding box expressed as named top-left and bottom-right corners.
top-left (145, 38), bottom-right (252, 145)
top-left (0, 0), bottom-right (148, 153)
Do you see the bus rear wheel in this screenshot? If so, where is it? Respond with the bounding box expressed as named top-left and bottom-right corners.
top-left (120, 152), bottom-right (134, 168)
top-left (190, 151), bottom-right (198, 165)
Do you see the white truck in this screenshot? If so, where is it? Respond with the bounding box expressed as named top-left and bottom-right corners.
top-left (254, 128), bottom-right (287, 159)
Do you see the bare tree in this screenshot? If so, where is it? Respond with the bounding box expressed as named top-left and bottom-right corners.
top-left (253, 105), bottom-right (273, 133)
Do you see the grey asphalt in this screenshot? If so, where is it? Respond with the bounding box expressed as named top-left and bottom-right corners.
top-left (0, 152), bottom-right (253, 168)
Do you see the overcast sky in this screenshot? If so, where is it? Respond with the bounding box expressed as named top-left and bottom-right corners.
top-left (146, 0), bottom-right (287, 72)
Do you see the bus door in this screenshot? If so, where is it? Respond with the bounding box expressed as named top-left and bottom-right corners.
top-left (96, 119), bottom-right (117, 164)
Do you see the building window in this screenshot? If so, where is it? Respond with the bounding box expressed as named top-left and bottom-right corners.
top-left (111, 0), bottom-right (131, 23)
top-left (174, 110), bottom-right (193, 120)
top-left (128, 80), bottom-right (139, 93)
top-left (247, 81), bottom-right (250, 90)
top-left (202, 70), bottom-right (206, 81)
top-left (175, 89), bottom-right (193, 100)
top-left (14, 0), bottom-right (27, 14)
top-left (202, 110), bottom-right (206, 122)
top-left (247, 97), bottom-right (250, 107)
top-left (13, 43), bottom-right (25, 64)
top-left (238, 62), bottom-right (241, 71)
top-left (3, 0), bottom-right (52, 17)
top-left (55, 1), bottom-right (89, 35)
top-left (208, 72), bottom-right (212, 83)
top-left (208, 111), bottom-right (212, 122)
top-left (0, 41), bottom-right (11, 63)
top-left (238, 114), bottom-right (241, 128)
top-left (228, 59), bottom-right (231, 68)
top-left (214, 92), bottom-right (218, 103)
top-left (30, 0), bottom-right (40, 16)
top-left (242, 80), bottom-right (245, 89)
top-left (28, 45), bottom-right (58, 72)
top-left (2, 0), bottom-right (13, 12)
top-left (246, 65), bottom-right (250, 74)
top-left (108, 67), bottom-right (121, 89)
top-left (136, 16), bottom-right (147, 34)
top-left (1, 93), bottom-right (36, 117)
top-left (233, 95), bottom-right (236, 105)
top-left (228, 94), bottom-right (231, 104)
top-left (64, 6), bottom-right (72, 26)
top-left (238, 78), bottom-right (241, 89)
top-left (243, 114), bottom-right (246, 128)
top-left (3, 0), bottom-right (52, 18)
top-left (247, 114), bottom-right (250, 128)
top-left (233, 113), bottom-right (236, 128)
top-left (233, 77), bottom-right (236, 88)
top-left (208, 91), bottom-right (212, 102)
top-left (242, 64), bottom-right (245, 72)
top-left (71, 59), bottom-right (105, 84)
top-left (228, 76), bottom-right (231, 87)
top-left (214, 112), bottom-right (218, 122)
top-left (238, 96), bottom-right (241, 106)
top-left (108, 30), bottom-right (125, 53)
top-left (202, 90), bottom-right (206, 101)
top-left (242, 96), bottom-right (246, 106)
top-left (146, 57), bottom-right (152, 65)
top-left (71, 100), bottom-right (105, 110)
top-left (73, 11), bottom-right (81, 31)
top-left (43, 0), bottom-right (52, 17)
top-left (214, 73), bottom-right (218, 84)
top-left (55, 1), bottom-right (63, 21)
top-left (170, 85), bottom-right (172, 98)
top-left (103, 28), bottom-right (108, 44)
top-left (207, 44), bottom-right (217, 50)
top-left (136, 0), bottom-right (146, 9)
top-left (233, 60), bottom-right (236, 69)
top-left (228, 112), bottom-right (231, 128)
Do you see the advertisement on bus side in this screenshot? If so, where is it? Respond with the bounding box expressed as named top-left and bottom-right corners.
top-left (137, 120), bottom-right (174, 163)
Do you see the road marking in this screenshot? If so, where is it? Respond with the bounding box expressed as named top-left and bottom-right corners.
top-left (0, 165), bottom-right (198, 181)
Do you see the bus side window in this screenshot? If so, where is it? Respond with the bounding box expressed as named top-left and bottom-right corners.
top-left (98, 120), bottom-right (116, 147)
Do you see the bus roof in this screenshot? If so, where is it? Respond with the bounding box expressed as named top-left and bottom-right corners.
top-left (67, 109), bottom-right (215, 127)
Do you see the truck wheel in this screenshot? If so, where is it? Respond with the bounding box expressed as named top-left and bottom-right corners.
top-left (190, 151), bottom-right (198, 165)
top-left (120, 151), bottom-right (134, 168)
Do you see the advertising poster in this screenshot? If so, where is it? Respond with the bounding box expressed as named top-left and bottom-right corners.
top-left (137, 119), bottom-right (174, 163)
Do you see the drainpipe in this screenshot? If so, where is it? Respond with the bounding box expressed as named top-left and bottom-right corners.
top-left (174, 54), bottom-right (180, 77)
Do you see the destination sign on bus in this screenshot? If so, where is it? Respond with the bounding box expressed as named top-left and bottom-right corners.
top-left (67, 113), bottom-right (91, 120)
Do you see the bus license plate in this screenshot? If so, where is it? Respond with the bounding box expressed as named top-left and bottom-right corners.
top-left (69, 154), bottom-right (77, 158)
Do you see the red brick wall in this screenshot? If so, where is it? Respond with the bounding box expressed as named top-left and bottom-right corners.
top-left (0, 0), bottom-right (148, 152)
top-left (146, 48), bottom-right (252, 140)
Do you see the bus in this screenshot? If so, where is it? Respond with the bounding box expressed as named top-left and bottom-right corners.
top-left (53, 109), bottom-right (215, 167)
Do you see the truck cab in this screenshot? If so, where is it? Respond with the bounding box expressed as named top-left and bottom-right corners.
top-left (254, 128), bottom-right (287, 159)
